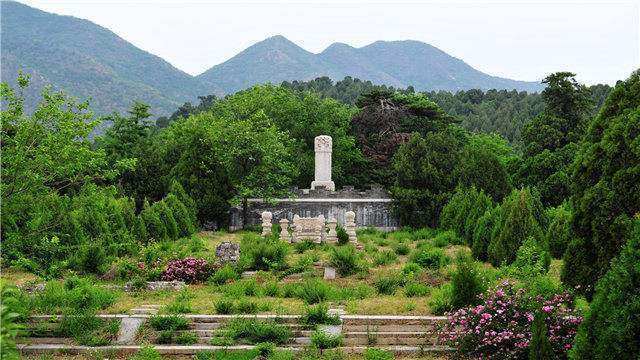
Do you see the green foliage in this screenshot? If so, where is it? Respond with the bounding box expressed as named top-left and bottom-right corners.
top-left (240, 233), bottom-right (289, 271)
top-left (471, 208), bottom-right (499, 262)
top-left (570, 222), bottom-right (640, 359)
top-left (373, 250), bottom-right (398, 266)
top-left (488, 188), bottom-right (545, 266)
top-left (0, 286), bottom-right (24, 359)
top-left (130, 346), bottom-right (163, 360)
top-left (310, 330), bottom-right (343, 351)
top-left (374, 273), bottom-right (404, 295)
top-left (529, 312), bottom-right (553, 360)
top-left (57, 311), bottom-right (119, 346)
top-left (392, 242), bottom-right (410, 255)
top-left (209, 264), bottom-right (239, 285)
top-left (428, 283), bottom-right (453, 315)
top-left (563, 70), bottom-right (640, 296)
top-left (148, 315), bottom-right (188, 331)
top-left (175, 331), bottom-right (198, 345)
top-left (30, 278), bottom-right (117, 314)
top-left (214, 299), bottom-right (234, 315)
top-left (455, 138), bottom-right (512, 201)
top-left (410, 247), bottom-right (449, 270)
top-left (363, 348), bottom-right (394, 360)
top-left (298, 279), bottom-right (332, 304)
top-left (401, 263), bottom-right (422, 279)
top-left (329, 245), bottom-right (364, 276)
top-left (450, 252), bottom-right (484, 309)
top-left (225, 318), bottom-right (293, 345)
top-left (300, 304), bottom-right (341, 326)
top-left (506, 237), bottom-right (551, 279)
top-left (440, 186), bottom-right (494, 244)
top-left (336, 226), bottom-right (349, 245)
top-left (403, 283), bottom-right (430, 297)
top-left (545, 204), bottom-right (573, 259)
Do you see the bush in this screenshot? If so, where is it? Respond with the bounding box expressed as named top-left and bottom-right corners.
top-left (329, 245), bottom-right (363, 276)
top-left (429, 284), bottom-right (452, 315)
top-left (373, 250), bottom-right (398, 266)
top-left (156, 330), bottom-right (174, 344)
top-left (364, 348), bottom-right (394, 360)
top-left (471, 208), bottom-right (499, 261)
top-left (222, 278), bottom-right (261, 298)
top-left (311, 330), bottom-right (343, 351)
top-left (300, 304), bottom-right (341, 326)
top-left (410, 247), bottom-right (449, 269)
top-left (392, 243), bottom-right (410, 255)
top-left (487, 188), bottom-right (545, 266)
top-left (209, 264), bottom-right (238, 285)
top-left (165, 194), bottom-right (197, 238)
top-left (225, 318), bottom-right (293, 344)
top-left (240, 234), bottom-right (288, 271)
top-left (175, 331), bottom-right (199, 345)
top-left (162, 258), bottom-right (212, 283)
top-left (529, 312), bottom-right (553, 360)
top-left (404, 283), bottom-right (430, 297)
top-left (31, 279), bottom-right (118, 314)
top-left (298, 279), bottom-right (333, 304)
top-left (164, 289), bottom-right (193, 314)
top-left (401, 262), bottom-right (422, 279)
top-left (72, 243), bottom-right (108, 274)
top-left (545, 204), bottom-right (572, 259)
top-left (374, 273), bottom-right (404, 295)
top-left (506, 237), bottom-right (551, 279)
top-left (570, 225), bottom-right (640, 359)
top-left (439, 187), bottom-right (494, 245)
top-left (214, 299), bottom-right (234, 314)
top-left (263, 281), bottom-right (281, 297)
top-left (450, 252), bottom-right (484, 309)
top-left (149, 315), bottom-right (188, 331)
top-left (442, 281), bottom-right (582, 358)
top-left (130, 345), bottom-right (162, 360)
top-left (336, 225), bottom-right (349, 245)
top-left (57, 311), bottom-right (119, 346)
top-left (141, 200), bottom-right (168, 242)
top-left (235, 299), bottom-right (259, 314)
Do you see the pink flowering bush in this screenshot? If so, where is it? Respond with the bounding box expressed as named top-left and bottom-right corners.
top-left (441, 281), bottom-right (582, 359)
top-left (161, 257), bottom-right (212, 283)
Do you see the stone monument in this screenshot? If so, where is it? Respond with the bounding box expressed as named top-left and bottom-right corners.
top-left (345, 210), bottom-right (357, 243)
top-left (279, 218), bottom-right (290, 241)
top-left (310, 135), bottom-right (335, 191)
top-left (292, 214), bottom-right (325, 243)
top-left (326, 218), bottom-right (338, 243)
top-left (261, 211), bottom-right (272, 237)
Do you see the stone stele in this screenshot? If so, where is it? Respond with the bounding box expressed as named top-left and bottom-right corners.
top-left (310, 135), bottom-right (335, 191)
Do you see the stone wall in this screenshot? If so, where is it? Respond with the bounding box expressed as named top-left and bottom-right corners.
top-left (230, 185), bottom-right (399, 231)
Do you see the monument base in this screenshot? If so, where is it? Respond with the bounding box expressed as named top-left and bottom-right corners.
top-left (311, 180), bottom-right (335, 191)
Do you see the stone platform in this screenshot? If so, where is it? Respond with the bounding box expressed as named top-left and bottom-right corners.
top-left (230, 186), bottom-right (398, 231)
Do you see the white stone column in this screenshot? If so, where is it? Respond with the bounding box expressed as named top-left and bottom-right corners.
top-left (261, 211), bottom-right (272, 237)
top-left (311, 135), bottom-right (335, 191)
top-left (345, 211), bottom-right (357, 244)
top-left (279, 218), bottom-right (290, 242)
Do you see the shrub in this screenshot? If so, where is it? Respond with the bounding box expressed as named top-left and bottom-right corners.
top-left (175, 331), bottom-right (199, 345)
top-left (226, 318), bottom-right (293, 345)
top-left (404, 283), bottom-right (430, 297)
top-left (450, 252), bottom-right (484, 309)
top-left (240, 234), bottom-right (289, 271)
top-left (392, 243), bottom-right (410, 256)
top-left (329, 245), bottom-right (363, 276)
top-left (162, 257), bottom-right (212, 283)
top-left (214, 299), bottom-right (234, 314)
top-left (72, 243), bottom-right (108, 274)
top-left (222, 278), bottom-right (261, 298)
top-left (429, 284), bottom-right (452, 315)
top-left (471, 208), bottom-right (499, 261)
top-left (165, 194), bottom-right (197, 238)
top-left (294, 239), bottom-right (318, 253)
top-left (529, 312), bottom-right (553, 360)
top-left (410, 247), bottom-right (449, 269)
top-left (311, 330), bottom-right (343, 351)
top-left (439, 186), bottom-right (494, 244)
top-left (0, 286), bottom-right (24, 358)
top-left (570, 225), bottom-right (640, 359)
top-left (336, 225), bottom-right (349, 245)
top-left (401, 262), bottom-right (422, 279)
top-left (57, 311), bottom-right (119, 346)
top-left (141, 200), bottom-right (168, 242)
top-left (156, 330), bottom-right (174, 344)
top-left (373, 250), bottom-right (398, 266)
top-left (410, 228), bottom-right (434, 240)
top-left (487, 188), bottom-right (545, 266)
top-left (209, 264), bottom-right (238, 285)
top-left (155, 200), bottom-right (179, 241)
top-left (506, 237), bottom-right (551, 279)
top-left (263, 281), bottom-right (281, 297)
top-left (300, 304), bottom-right (341, 326)
top-left (130, 345), bottom-right (162, 360)
top-left (442, 281), bottom-right (582, 358)
top-left (149, 315), bottom-right (188, 331)
top-left (364, 348), bottom-right (394, 360)
top-left (374, 273), bottom-right (404, 295)
top-left (235, 299), bottom-right (259, 314)
top-left (545, 204), bottom-right (572, 259)
top-left (298, 279), bottom-right (333, 304)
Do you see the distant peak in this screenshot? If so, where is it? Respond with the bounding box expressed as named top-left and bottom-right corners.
top-left (322, 42), bottom-right (355, 53)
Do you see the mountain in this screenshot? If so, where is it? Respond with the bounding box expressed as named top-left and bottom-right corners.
top-left (198, 36), bottom-right (543, 93)
top-left (0, 1), bottom-right (221, 116)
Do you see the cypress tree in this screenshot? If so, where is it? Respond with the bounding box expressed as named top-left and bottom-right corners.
top-left (166, 194), bottom-right (196, 237)
top-left (155, 200), bottom-right (179, 241)
top-left (141, 199), bottom-right (167, 242)
top-left (529, 311), bottom-right (553, 360)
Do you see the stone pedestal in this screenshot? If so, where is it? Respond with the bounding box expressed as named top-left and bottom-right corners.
top-left (279, 218), bottom-right (290, 242)
top-left (215, 242), bottom-right (240, 264)
top-left (345, 210), bottom-right (357, 244)
top-left (310, 135), bottom-right (335, 191)
top-left (261, 211), bottom-right (272, 237)
top-left (326, 218), bottom-right (338, 243)
top-left (324, 266), bottom-right (336, 280)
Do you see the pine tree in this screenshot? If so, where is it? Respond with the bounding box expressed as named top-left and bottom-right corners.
top-left (529, 311), bottom-right (553, 360)
top-left (155, 200), bottom-right (179, 241)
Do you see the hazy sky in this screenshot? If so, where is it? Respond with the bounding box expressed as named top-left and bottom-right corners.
top-left (15, 0), bottom-right (640, 85)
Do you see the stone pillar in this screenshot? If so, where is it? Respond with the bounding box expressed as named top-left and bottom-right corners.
top-left (279, 218), bottom-right (290, 242)
top-left (317, 214), bottom-right (326, 244)
top-left (326, 218), bottom-right (338, 243)
top-left (291, 214), bottom-right (300, 243)
top-left (261, 211), bottom-right (272, 237)
top-left (345, 211), bottom-right (357, 244)
top-left (310, 135), bottom-right (335, 191)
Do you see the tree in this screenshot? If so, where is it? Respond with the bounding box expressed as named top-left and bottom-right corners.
top-left (545, 203), bottom-right (573, 259)
top-left (391, 129), bottom-right (465, 227)
top-left (529, 312), bottom-right (553, 360)
top-left (450, 252), bottom-right (484, 309)
top-left (488, 188), bottom-right (546, 266)
top-left (440, 186), bottom-right (494, 245)
top-left (518, 72), bottom-right (592, 206)
top-left (570, 220), bottom-right (640, 359)
top-left (562, 70), bottom-right (640, 297)
top-left (455, 140), bottom-right (512, 201)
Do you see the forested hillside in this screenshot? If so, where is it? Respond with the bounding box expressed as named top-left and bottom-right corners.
top-left (0, 1), bottom-right (218, 116)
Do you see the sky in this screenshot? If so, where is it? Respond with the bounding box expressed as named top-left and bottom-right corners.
top-left (14, 0), bottom-right (640, 85)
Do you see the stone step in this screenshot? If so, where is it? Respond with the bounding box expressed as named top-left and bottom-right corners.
top-left (342, 324), bottom-right (438, 332)
top-left (131, 308), bottom-right (158, 315)
top-left (342, 332), bottom-right (441, 347)
top-left (189, 329), bottom-right (312, 338)
top-left (140, 304), bottom-right (162, 309)
top-left (189, 322), bottom-right (306, 331)
top-left (197, 337), bottom-right (310, 346)
top-left (188, 315), bottom-right (300, 324)
top-left (341, 315), bottom-right (445, 326)
top-left (18, 337), bottom-right (71, 345)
